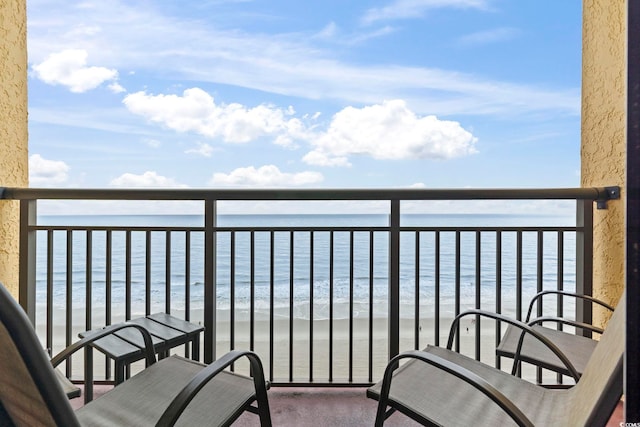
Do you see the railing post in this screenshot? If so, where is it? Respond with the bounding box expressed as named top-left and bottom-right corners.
top-left (575, 199), bottom-right (594, 336)
top-left (18, 199), bottom-right (37, 325)
top-left (389, 199), bottom-right (400, 360)
top-left (204, 198), bottom-right (217, 363)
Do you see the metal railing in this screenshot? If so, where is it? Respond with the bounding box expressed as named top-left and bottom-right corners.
top-left (0, 186), bottom-right (620, 385)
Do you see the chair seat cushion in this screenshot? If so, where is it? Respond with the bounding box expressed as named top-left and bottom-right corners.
top-left (76, 355), bottom-right (255, 427)
top-left (368, 346), bottom-right (569, 426)
top-left (496, 325), bottom-right (597, 376)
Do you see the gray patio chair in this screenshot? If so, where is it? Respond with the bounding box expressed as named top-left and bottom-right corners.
top-left (54, 366), bottom-right (81, 399)
top-left (367, 291), bottom-right (624, 426)
top-left (495, 290), bottom-right (615, 379)
top-left (0, 282), bottom-right (272, 426)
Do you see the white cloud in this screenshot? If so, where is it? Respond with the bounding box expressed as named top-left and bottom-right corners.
top-left (304, 100), bottom-right (477, 166)
top-left (110, 171), bottom-right (188, 188)
top-left (123, 88), bottom-right (310, 145)
top-left (185, 142), bottom-right (215, 157)
top-left (457, 27), bottom-right (520, 47)
top-left (316, 22), bottom-right (339, 39)
top-left (26, 1), bottom-right (579, 118)
top-left (314, 21), bottom-right (396, 45)
top-left (362, 0), bottom-right (491, 25)
top-left (210, 165), bottom-right (323, 187)
top-left (143, 138), bottom-right (161, 148)
top-left (32, 49), bottom-right (119, 93)
top-left (302, 151), bottom-right (351, 167)
top-left (29, 154), bottom-right (70, 186)
top-left (108, 82), bottom-right (127, 93)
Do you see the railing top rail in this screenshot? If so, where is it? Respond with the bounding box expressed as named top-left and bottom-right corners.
top-left (0, 186), bottom-right (620, 203)
top-left (26, 224), bottom-right (582, 232)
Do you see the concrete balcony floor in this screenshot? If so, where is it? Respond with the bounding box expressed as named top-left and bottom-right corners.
top-left (70, 383), bottom-right (624, 426)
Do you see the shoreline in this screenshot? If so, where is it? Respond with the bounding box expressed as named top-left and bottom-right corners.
top-left (39, 305), bottom-right (529, 383)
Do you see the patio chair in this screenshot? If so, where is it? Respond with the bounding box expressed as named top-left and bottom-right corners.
top-left (495, 290), bottom-right (615, 379)
top-left (0, 282), bottom-right (272, 426)
top-left (367, 291), bottom-right (624, 426)
top-left (54, 366), bottom-right (81, 399)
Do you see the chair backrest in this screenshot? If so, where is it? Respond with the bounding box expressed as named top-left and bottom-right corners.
top-left (567, 290), bottom-right (625, 426)
top-left (0, 283), bottom-right (79, 427)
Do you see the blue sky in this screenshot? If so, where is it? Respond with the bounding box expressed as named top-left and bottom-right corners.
top-left (25, 0), bottom-right (582, 213)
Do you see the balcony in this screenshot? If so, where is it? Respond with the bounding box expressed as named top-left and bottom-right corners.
top-left (0, 186), bottom-right (622, 424)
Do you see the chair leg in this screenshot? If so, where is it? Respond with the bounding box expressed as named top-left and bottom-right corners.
top-left (253, 376), bottom-right (271, 427)
top-left (375, 381), bottom-right (394, 427)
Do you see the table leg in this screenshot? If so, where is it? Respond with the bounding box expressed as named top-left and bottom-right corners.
top-left (192, 336), bottom-right (200, 361)
top-left (115, 361), bottom-right (125, 385)
top-left (84, 346), bottom-right (93, 403)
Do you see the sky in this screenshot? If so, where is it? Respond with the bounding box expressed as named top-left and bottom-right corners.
top-left (25, 0), bottom-right (583, 214)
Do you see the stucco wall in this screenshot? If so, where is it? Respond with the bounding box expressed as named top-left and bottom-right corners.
top-left (581, 0), bottom-right (626, 324)
top-left (0, 0), bottom-right (28, 297)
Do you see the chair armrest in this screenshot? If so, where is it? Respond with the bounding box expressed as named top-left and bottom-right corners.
top-left (525, 290), bottom-right (614, 322)
top-left (50, 323), bottom-right (157, 368)
top-left (527, 316), bottom-right (604, 335)
top-left (374, 350), bottom-right (534, 427)
top-left (156, 350), bottom-right (271, 427)
top-left (448, 309), bottom-right (581, 381)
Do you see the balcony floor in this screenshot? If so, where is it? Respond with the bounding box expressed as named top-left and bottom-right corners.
top-left (70, 384), bottom-right (623, 426)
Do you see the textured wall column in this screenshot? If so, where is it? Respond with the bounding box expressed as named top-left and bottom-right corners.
top-left (0, 0), bottom-right (29, 297)
top-left (581, 0), bottom-right (626, 324)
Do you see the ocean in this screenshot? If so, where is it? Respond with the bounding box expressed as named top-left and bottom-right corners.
top-left (34, 213), bottom-right (578, 322)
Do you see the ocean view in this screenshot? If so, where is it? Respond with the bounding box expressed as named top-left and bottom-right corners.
top-left (34, 213), bottom-right (577, 322)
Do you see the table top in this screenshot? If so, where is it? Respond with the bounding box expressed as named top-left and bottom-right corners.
top-left (79, 313), bottom-right (203, 361)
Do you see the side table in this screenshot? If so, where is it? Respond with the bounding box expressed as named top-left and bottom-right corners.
top-left (79, 313), bottom-right (204, 403)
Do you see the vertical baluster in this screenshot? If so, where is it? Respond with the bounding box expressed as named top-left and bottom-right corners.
top-left (165, 231), bottom-right (171, 314)
top-left (86, 230), bottom-right (92, 330)
top-left (66, 230), bottom-right (73, 375)
top-left (516, 230), bottom-right (523, 321)
top-left (185, 231), bottom-right (191, 321)
top-left (309, 231), bottom-right (314, 382)
top-left (557, 230), bottom-right (565, 384)
top-left (536, 231), bottom-right (544, 383)
top-left (434, 231), bottom-right (441, 347)
top-left (537, 231), bottom-right (544, 317)
top-left (105, 230), bottom-right (112, 379)
top-left (414, 231), bottom-right (420, 350)
top-left (250, 231), bottom-right (255, 351)
top-left (46, 230), bottom-right (53, 356)
top-left (368, 230), bottom-right (374, 383)
top-left (125, 230), bottom-right (132, 320)
top-left (454, 230), bottom-right (461, 352)
top-left (557, 230), bottom-right (565, 320)
top-left (515, 230), bottom-right (523, 378)
top-left (230, 231), bottom-right (236, 358)
top-left (495, 230), bottom-right (502, 370)
top-left (145, 230), bottom-right (151, 316)
top-left (269, 231), bottom-right (275, 382)
top-left (329, 231), bottom-right (334, 383)
top-left (475, 230), bottom-right (481, 361)
top-left (349, 230), bottom-right (354, 383)
top-left (289, 231), bottom-right (294, 382)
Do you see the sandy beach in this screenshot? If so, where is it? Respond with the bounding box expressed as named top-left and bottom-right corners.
top-left (36, 303), bottom-right (558, 386)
